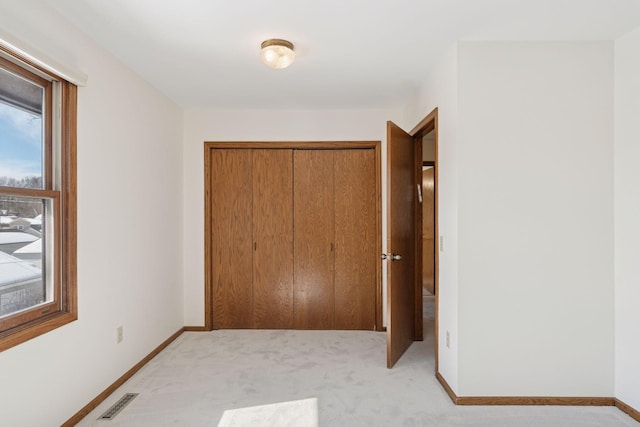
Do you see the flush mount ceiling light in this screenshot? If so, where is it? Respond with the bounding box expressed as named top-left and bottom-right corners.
top-left (260, 39), bottom-right (295, 69)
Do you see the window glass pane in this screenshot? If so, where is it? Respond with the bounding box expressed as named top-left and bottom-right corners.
top-left (0, 67), bottom-right (44, 189)
top-left (0, 196), bottom-right (50, 318)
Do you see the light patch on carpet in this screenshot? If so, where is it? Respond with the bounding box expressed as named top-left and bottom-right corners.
top-left (217, 397), bottom-right (318, 427)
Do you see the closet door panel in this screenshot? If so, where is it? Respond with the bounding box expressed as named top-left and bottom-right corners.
top-left (211, 149), bottom-right (254, 328)
top-left (293, 150), bottom-right (335, 329)
top-left (335, 149), bottom-right (377, 330)
top-left (252, 149), bottom-right (294, 328)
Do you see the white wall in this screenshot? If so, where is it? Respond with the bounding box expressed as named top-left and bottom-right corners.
top-left (183, 108), bottom-right (402, 327)
top-left (403, 43), bottom-right (460, 393)
top-left (0, 3), bottom-right (184, 426)
top-left (457, 42), bottom-right (614, 396)
top-left (614, 27), bottom-right (640, 410)
top-left (0, 6), bottom-right (630, 425)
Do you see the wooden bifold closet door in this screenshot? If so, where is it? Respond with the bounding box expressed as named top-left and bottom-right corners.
top-left (334, 149), bottom-right (376, 330)
top-left (211, 149), bottom-right (253, 328)
top-left (252, 150), bottom-right (294, 328)
top-left (293, 150), bottom-right (335, 329)
top-left (210, 147), bottom-right (376, 330)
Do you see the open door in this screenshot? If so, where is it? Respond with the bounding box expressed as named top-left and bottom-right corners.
top-left (386, 121), bottom-right (416, 368)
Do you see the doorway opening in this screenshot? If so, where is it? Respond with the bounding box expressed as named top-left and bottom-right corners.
top-left (410, 109), bottom-right (439, 370)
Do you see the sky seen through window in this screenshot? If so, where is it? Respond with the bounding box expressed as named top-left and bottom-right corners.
top-left (0, 101), bottom-right (42, 182)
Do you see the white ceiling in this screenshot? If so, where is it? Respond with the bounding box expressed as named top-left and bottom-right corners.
top-left (45, 0), bottom-right (640, 110)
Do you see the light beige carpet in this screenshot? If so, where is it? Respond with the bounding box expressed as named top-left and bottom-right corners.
top-left (76, 300), bottom-right (635, 426)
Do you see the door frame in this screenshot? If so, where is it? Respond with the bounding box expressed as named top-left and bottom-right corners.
top-left (203, 141), bottom-right (383, 332)
top-left (409, 108), bottom-right (439, 371)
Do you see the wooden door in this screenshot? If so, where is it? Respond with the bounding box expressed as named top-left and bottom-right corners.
top-left (252, 149), bottom-right (294, 328)
top-left (335, 149), bottom-right (377, 330)
top-left (422, 167), bottom-right (435, 295)
top-left (211, 149), bottom-right (254, 328)
top-left (293, 150), bottom-right (335, 329)
top-left (387, 121), bottom-right (416, 368)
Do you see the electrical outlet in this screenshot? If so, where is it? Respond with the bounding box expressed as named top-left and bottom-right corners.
top-left (117, 326), bottom-right (123, 343)
top-left (446, 330), bottom-right (450, 348)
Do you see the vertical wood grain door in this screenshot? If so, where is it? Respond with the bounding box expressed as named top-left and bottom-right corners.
top-left (293, 150), bottom-right (336, 329)
top-left (207, 143), bottom-right (380, 332)
top-left (211, 149), bottom-right (254, 328)
top-left (252, 149), bottom-right (294, 328)
top-left (387, 121), bottom-right (417, 368)
top-left (335, 149), bottom-right (377, 330)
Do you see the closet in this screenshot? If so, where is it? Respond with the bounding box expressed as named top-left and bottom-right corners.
top-left (207, 144), bottom-right (379, 331)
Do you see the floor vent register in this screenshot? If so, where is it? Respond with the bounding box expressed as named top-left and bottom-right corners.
top-left (98, 393), bottom-right (139, 420)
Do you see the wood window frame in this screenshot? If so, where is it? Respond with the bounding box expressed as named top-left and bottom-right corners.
top-left (0, 48), bottom-right (77, 352)
top-left (203, 141), bottom-right (383, 332)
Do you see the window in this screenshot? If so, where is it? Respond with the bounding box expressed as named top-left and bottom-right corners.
top-left (0, 48), bottom-right (77, 351)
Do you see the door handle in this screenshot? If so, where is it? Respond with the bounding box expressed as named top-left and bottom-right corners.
top-left (381, 254), bottom-right (389, 260)
top-left (391, 253), bottom-right (402, 261)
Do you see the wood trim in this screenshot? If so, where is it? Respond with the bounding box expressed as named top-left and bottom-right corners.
top-left (384, 124), bottom-right (391, 353)
top-left (205, 141), bottom-right (379, 150)
top-left (436, 371), bottom-right (631, 413)
top-left (615, 399), bottom-right (640, 422)
top-left (0, 186), bottom-right (59, 198)
top-left (436, 371), bottom-right (458, 404)
top-left (374, 141), bottom-right (383, 331)
top-left (0, 312), bottom-right (78, 352)
top-left (204, 141), bottom-right (383, 332)
top-left (203, 146), bottom-right (214, 331)
top-left (183, 326), bottom-right (209, 332)
top-left (0, 53), bottom-right (51, 86)
top-left (456, 396), bottom-right (614, 406)
top-left (62, 328), bottom-right (185, 426)
top-left (409, 107), bottom-right (438, 138)
top-left (62, 82), bottom-right (78, 323)
top-left (432, 110), bottom-right (440, 373)
top-left (0, 44), bottom-right (67, 83)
